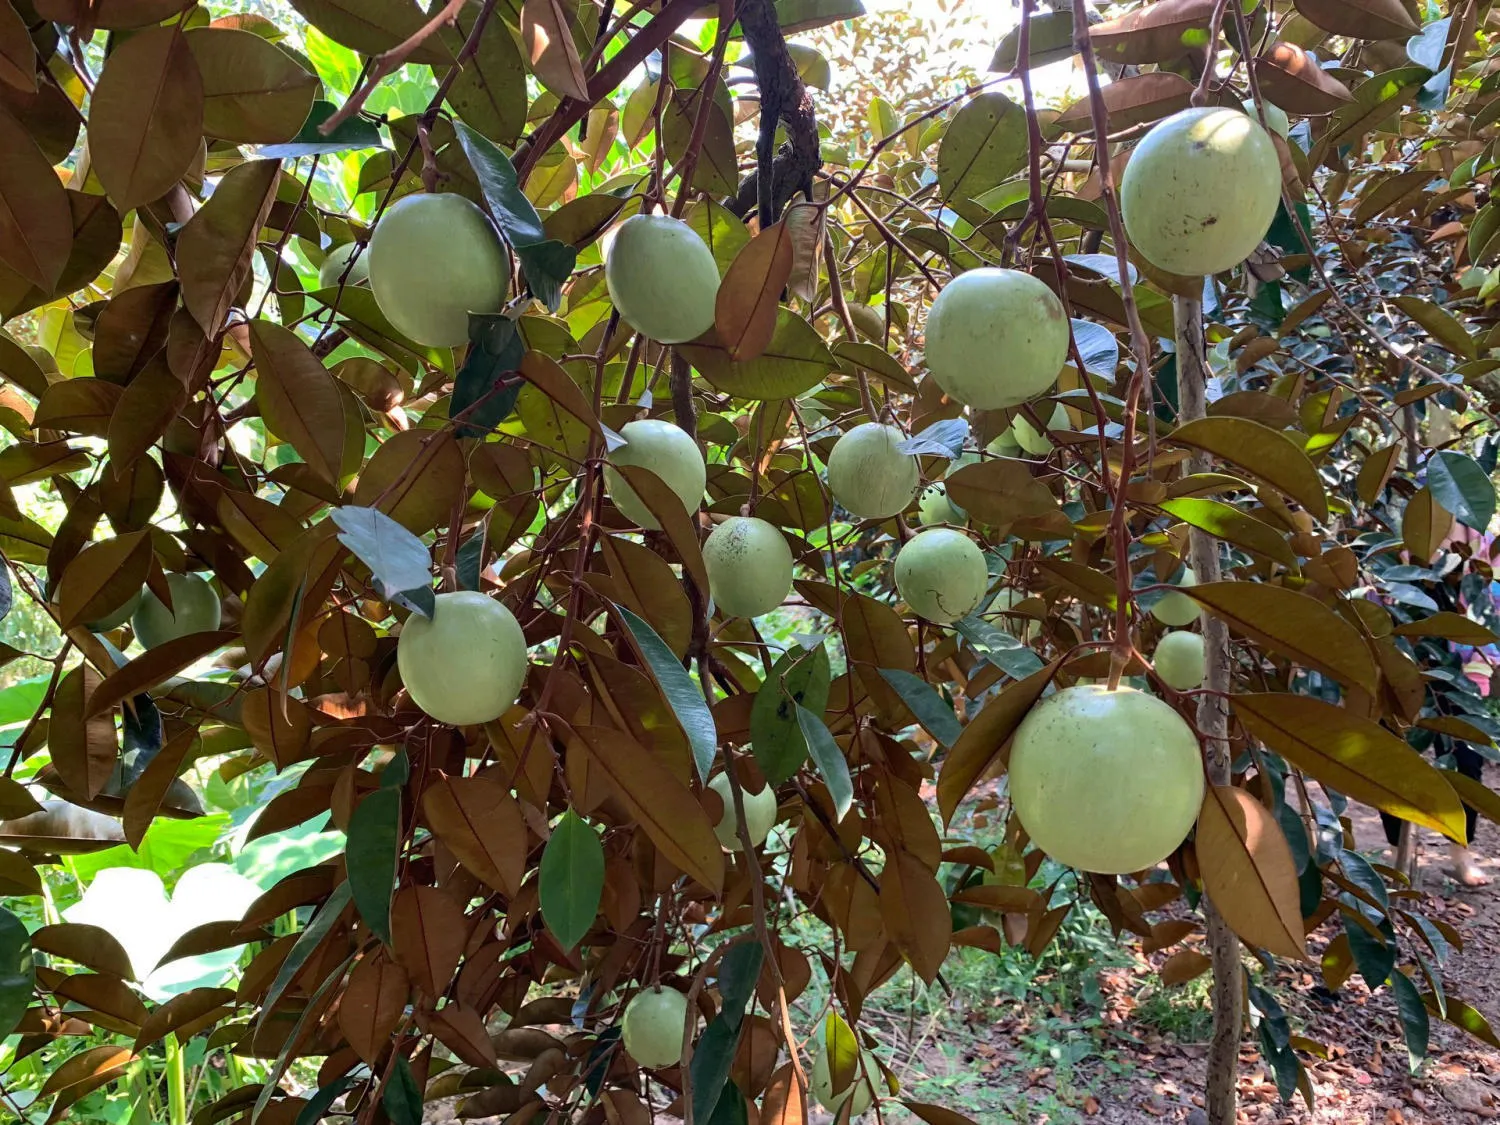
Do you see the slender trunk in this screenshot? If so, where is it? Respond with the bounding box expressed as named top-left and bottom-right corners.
top-left (1174, 294), bottom-right (1241, 1125)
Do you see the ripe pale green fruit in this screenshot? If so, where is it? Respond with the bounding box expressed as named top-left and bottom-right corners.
top-left (133, 574), bottom-right (222, 650)
top-left (1009, 684), bottom-right (1204, 874)
top-left (826, 423), bottom-right (919, 520)
top-left (1242, 98), bottom-right (1290, 140)
top-left (604, 419), bottom-right (706, 530)
top-left (706, 773), bottom-right (778, 849)
top-left (621, 987), bottom-right (689, 1068)
top-left (894, 528), bottom-right (988, 624)
top-left (397, 591), bottom-right (527, 726)
top-left (1011, 403), bottom-right (1069, 456)
top-left (88, 587), bottom-right (145, 633)
top-left (368, 193), bottom-right (510, 347)
top-left (986, 429), bottom-right (1021, 458)
top-left (811, 1038), bottom-right (880, 1118)
top-left (319, 242), bottom-right (370, 289)
top-left (1155, 630), bottom-right (1206, 691)
top-left (1121, 106), bottom-right (1281, 277)
top-left (923, 267), bottom-right (1068, 409)
top-left (704, 516), bottom-right (793, 618)
top-left (916, 483), bottom-right (966, 526)
top-left (605, 214), bottom-right (721, 344)
top-left (1150, 566), bottom-right (1202, 627)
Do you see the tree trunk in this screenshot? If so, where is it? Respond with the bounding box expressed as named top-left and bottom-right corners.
top-left (1173, 293), bottom-right (1241, 1125)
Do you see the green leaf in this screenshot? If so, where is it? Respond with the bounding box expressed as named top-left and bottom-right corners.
top-left (936, 92), bottom-right (1028, 206)
top-left (1426, 450), bottom-right (1495, 530)
top-left (1344, 914), bottom-right (1395, 991)
top-left (257, 882), bottom-right (352, 1037)
top-left (954, 614), bottom-right (1046, 679)
top-left (796, 703), bottom-right (852, 820)
top-left (716, 941), bottom-right (763, 1027)
top-left (750, 645), bottom-right (832, 784)
top-left (774, 0), bottom-right (865, 33)
top-left (539, 810), bottom-right (604, 952)
top-left (451, 314), bottom-right (524, 438)
top-left (692, 1018), bottom-right (742, 1124)
top-left (990, 9), bottom-right (1076, 72)
top-left (514, 239), bottom-right (578, 313)
top-left (706, 1081), bottom-right (749, 1125)
top-left (295, 1078), bottom-right (356, 1125)
top-left (330, 506), bottom-right (432, 600)
top-left (677, 311), bottom-right (836, 400)
top-left (1158, 497), bottom-right (1298, 568)
top-left (1424, 995), bottom-right (1500, 1048)
top-left (382, 1055), bottom-right (422, 1125)
top-left (259, 100), bottom-right (383, 158)
top-left (878, 669), bottom-right (962, 747)
top-left (0, 906), bottom-right (32, 1039)
top-left (346, 787), bottom-right (400, 946)
top-left (616, 604), bottom-right (717, 783)
top-left (1390, 970), bottom-right (1430, 1072)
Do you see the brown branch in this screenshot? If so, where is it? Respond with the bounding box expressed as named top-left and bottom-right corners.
top-left (729, 0), bottom-right (820, 224)
top-left (320, 0), bottom-right (471, 135)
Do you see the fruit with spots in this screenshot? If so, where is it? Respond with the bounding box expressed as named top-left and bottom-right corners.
top-left (704, 516), bottom-right (793, 618)
top-left (894, 528), bottom-right (988, 624)
top-left (826, 423), bottom-right (920, 519)
top-left (368, 193), bottom-right (510, 347)
top-left (133, 574), bottom-right (222, 650)
top-left (621, 987), bottom-right (690, 1068)
top-left (1121, 106), bottom-right (1280, 277)
top-left (1155, 631), bottom-right (1206, 690)
top-left (604, 419), bottom-right (706, 530)
top-left (1009, 684), bottom-right (1204, 874)
top-left (706, 773), bottom-right (778, 849)
top-left (923, 267), bottom-right (1069, 409)
top-left (319, 242), bottom-right (369, 289)
top-left (397, 591), bottom-right (527, 726)
top-left (605, 214), bottom-right (721, 343)
top-left (1150, 566), bottom-right (1202, 627)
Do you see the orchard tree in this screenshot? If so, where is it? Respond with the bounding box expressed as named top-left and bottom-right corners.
top-left (0, 0), bottom-right (1496, 1123)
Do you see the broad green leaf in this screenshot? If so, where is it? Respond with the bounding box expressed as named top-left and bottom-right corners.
top-left (346, 788), bottom-right (399, 946)
top-left (259, 100), bottom-right (383, 158)
top-left (691, 941), bottom-right (763, 1123)
top-left (539, 810), bottom-right (604, 952)
top-left (1167, 417), bottom-right (1329, 521)
top-left (257, 882), bottom-right (352, 1037)
top-left (990, 9), bottom-right (1075, 72)
top-left (616, 604), bottom-right (717, 783)
top-left (1425, 450), bottom-right (1495, 530)
top-left (295, 1078), bottom-right (356, 1125)
top-left (751, 644), bottom-right (832, 784)
top-left (1343, 912), bottom-right (1395, 991)
top-left (677, 310), bottom-right (835, 400)
top-left (795, 703), bottom-right (853, 820)
top-left (878, 669), bottom-right (962, 747)
top-left (954, 614), bottom-right (1047, 679)
top-left (330, 506), bottom-right (432, 601)
top-left (0, 906), bottom-right (32, 1039)
top-left (774, 0), bottom-right (865, 33)
top-left (382, 1055), bottom-right (422, 1125)
top-left (451, 314), bottom-right (524, 438)
top-left (936, 92), bottom-right (1028, 206)
top-left (1390, 970), bottom-right (1429, 1072)
top-left (1159, 498), bottom-right (1298, 568)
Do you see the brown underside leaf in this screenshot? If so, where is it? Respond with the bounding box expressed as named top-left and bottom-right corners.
top-left (936, 660), bottom-right (1059, 825)
top-left (0, 102), bottom-right (71, 291)
top-left (521, 0), bottom-right (589, 102)
top-left (716, 221), bottom-right (795, 362)
top-left (422, 773), bottom-right (528, 897)
top-left (1253, 42), bottom-right (1354, 115)
top-left (1195, 785), bottom-right (1306, 959)
top-left (177, 158), bottom-right (281, 335)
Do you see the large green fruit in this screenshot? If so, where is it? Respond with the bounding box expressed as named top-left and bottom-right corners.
top-left (397, 591), bottom-right (527, 726)
top-left (1009, 685), bottom-right (1204, 874)
top-left (368, 193), bottom-right (510, 347)
top-left (706, 773), bottom-right (778, 849)
top-left (1120, 106), bottom-right (1281, 277)
top-left (826, 423), bottom-right (919, 520)
top-left (1150, 566), bottom-right (1202, 627)
top-left (604, 419), bottom-right (706, 530)
top-left (319, 241), bottom-right (370, 289)
top-left (1154, 630), bottom-right (1206, 690)
top-left (621, 987), bottom-right (689, 1068)
top-left (894, 528), bottom-right (988, 624)
top-left (88, 587), bottom-right (145, 633)
top-left (916, 483), bottom-right (966, 527)
top-left (605, 214), bottom-right (721, 344)
top-left (811, 1034), bottom-right (879, 1118)
top-left (923, 267), bottom-right (1068, 409)
top-left (1242, 98), bottom-right (1290, 140)
top-left (133, 574), bottom-right (222, 650)
top-left (1011, 403), bottom-right (1069, 456)
top-left (704, 516), bottom-right (793, 618)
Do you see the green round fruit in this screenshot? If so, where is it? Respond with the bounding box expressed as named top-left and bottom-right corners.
top-left (986, 429), bottom-right (1022, 458)
top-left (1155, 630), bottom-right (1206, 691)
top-left (923, 267), bottom-right (1068, 409)
top-left (992, 587), bottom-right (1036, 644)
top-left (319, 241), bottom-right (370, 289)
top-left (622, 987), bottom-right (689, 1069)
top-left (916, 483), bottom-right (966, 527)
top-left (704, 516), bottom-right (793, 618)
top-left (1009, 684), bottom-right (1204, 874)
top-left (368, 193), bottom-right (510, 347)
top-left (1242, 98), bottom-right (1290, 140)
top-left (1121, 107), bottom-right (1281, 277)
top-left (1011, 403), bottom-right (1069, 456)
top-left (604, 419), bottom-right (706, 530)
top-left (811, 1036), bottom-right (879, 1118)
top-left (88, 587), bottom-right (145, 633)
top-left (894, 528), bottom-right (988, 625)
top-left (706, 773), bottom-right (778, 849)
top-left (133, 574), bottom-right (222, 650)
top-left (826, 423), bottom-right (919, 520)
top-left (1150, 566), bottom-right (1202, 627)
top-left (605, 214), bottom-right (721, 344)
top-left (397, 591), bottom-right (527, 726)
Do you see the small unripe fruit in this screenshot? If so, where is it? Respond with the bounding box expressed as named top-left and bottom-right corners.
top-left (368, 193), bottom-right (510, 347)
top-left (319, 242), bottom-right (370, 289)
top-left (1155, 631), bottom-right (1206, 691)
top-left (604, 419), bottom-right (706, 530)
top-left (986, 429), bottom-right (1021, 458)
top-left (1011, 403), bottom-right (1069, 456)
top-left (916, 483), bottom-right (966, 527)
top-left (397, 591), bottom-right (527, 726)
top-left (1242, 98), bottom-right (1290, 140)
top-left (923, 268), bottom-right (1068, 409)
top-left (826, 423), bottom-right (919, 520)
top-left (133, 574), bottom-right (222, 650)
top-left (1150, 566), bottom-right (1202, 627)
top-left (704, 516), bottom-right (793, 618)
top-left (605, 214), bottom-right (721, 343)
top-left (894, 528), bottom-right (988, 624)
top-left (706, 773), bottom-right (778, 849)
top-left (1121, 107), bottom-right (1281, 277)
top-left (622, 987), bottom-right (689, 1068)
top-left (811, 1035), bottom-right (880, 1118)
top-left (992, 587), bottom-right (1037, 644)
top-left (88, 587), bottom-right (145, 633)
top-left (1009, 684), bottom-right (1203, 874)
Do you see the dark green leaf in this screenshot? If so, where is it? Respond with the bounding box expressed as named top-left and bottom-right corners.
top-left (706, 1080), bottom-right (749, 1125)
top-left (717, 941), bottom-right (763, 1027)
top-left (515, 239), bottom-right (577, 314)
top-left (451, 314), bottom-right (524, 439)
top-left (691, 1016), bottom-right (741, 1123)
top-left (454, 120), bottom-right (546, 244)
top-left (260, 100), bottom-right (383, 158)
top-left (456, 534), bottom-right (485, 592)
top-left (897, 417), bottom-right (968, 458)
top-left (1390, 970), bottom-right (1429, 1072)
top-left (258, 882), bottom-right (352, 1036)
top-left (296, 1078), bottom-right (356, 1125)
top-left (796, 703), bottom-right (852, 820)
top-left (539, 810), bottom-right (604, 952)
top-left (346, 787), bottom-right (400, 946)
top-left (1426, 450), bottom-right (1495, 530)
top-left (954, 614), bottom-right (1046, 679)
top-left (331, 506), bottom-right (432, 599)
top-left (878, 669), bottom-right (962, 747)
top-left (616, 604), bottom-right (717, 783)
top-left (382, 1056), bottom-right (422, 1125)
top-left (0, 906), bottom-right (32, 1039)
top-left (750, 644), bottom-right (831, 784)
top-left (1343, 913), bottom-right (1395, 991)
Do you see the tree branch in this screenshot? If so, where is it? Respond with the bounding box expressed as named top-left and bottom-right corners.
top-left (729, 0), bottom-right (820, 224)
